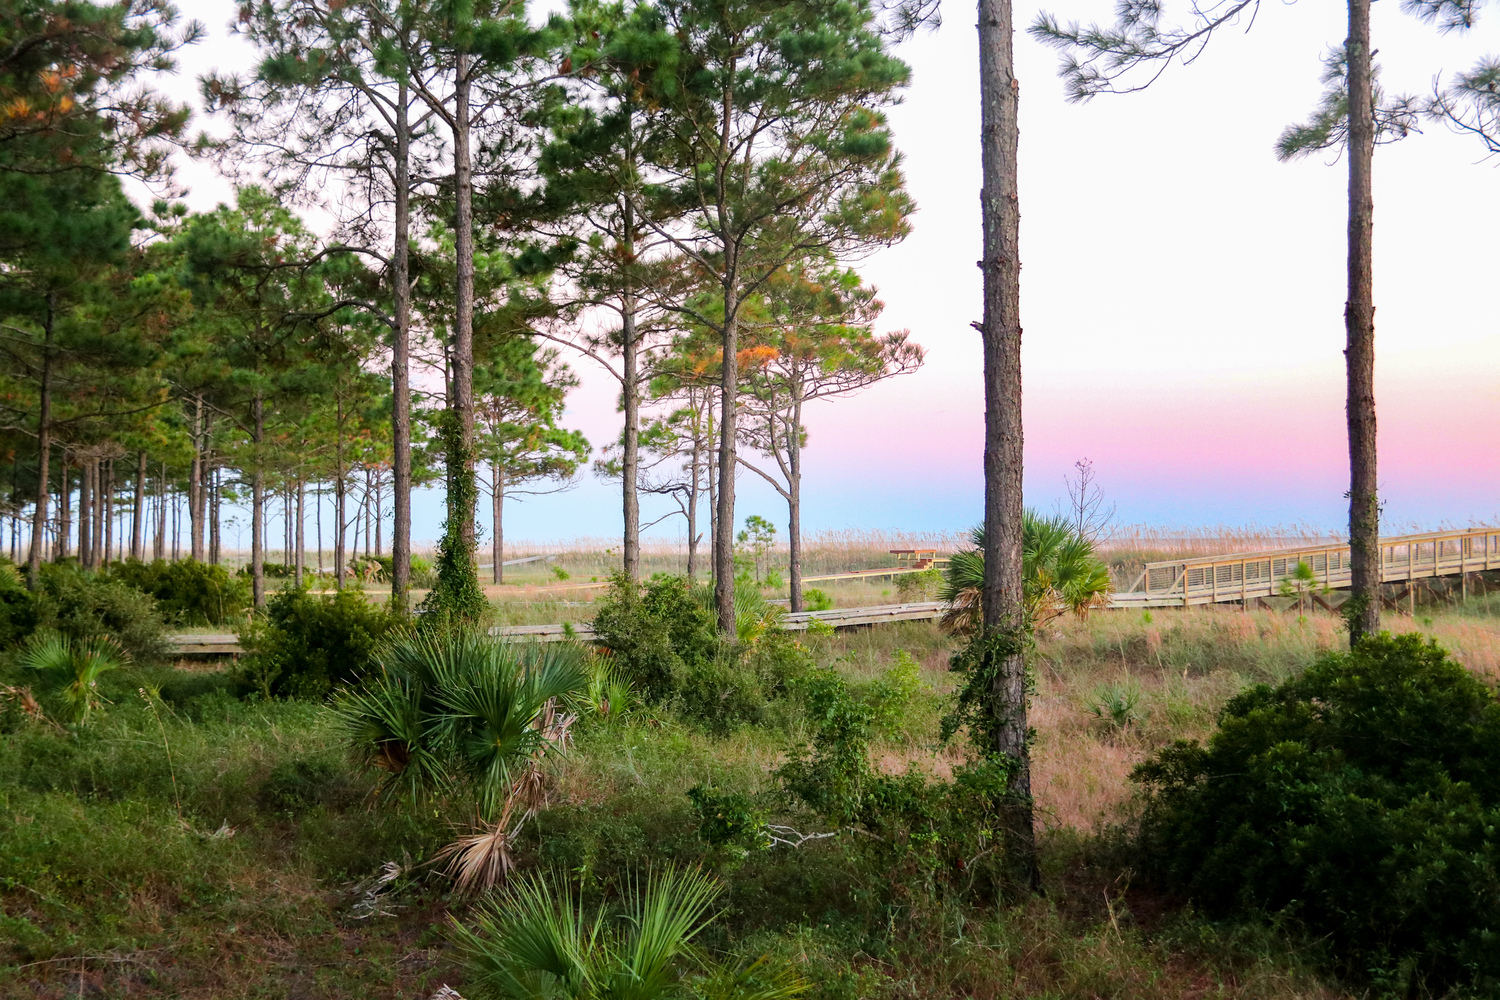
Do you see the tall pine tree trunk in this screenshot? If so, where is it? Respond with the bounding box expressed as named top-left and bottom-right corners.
top-left (26, 299), bottom-right (54, 587)
top-left (787, 397), bottom-right (804, 613)
top-left (621, 196), bottom-right (641, 581)
top-left (714, 297), bottom-right (739, 633)
top-left (295, 473), bottom-right (305, 587)
top-left (1345, 0), bottom-right (1380, 646)
top-left (251, 394), bottom-right (266, 608)
top-left (59, 463), bottom-right (72, 561)
top-left (978, 0), bottom-right (1040, 891)
top-left (79, 460), bottom-right (93, 570)
top-left (132, 451), bottom-right (146, 560)
top-left (154, 462), bottom-right (166, 560)
top-left (491, 466), bottom-right (504, 584)
top-left (452, 53), bottom-right (478, 565)
top-left (391, 81), bottom-right (414, 610)
top-left (102, 458), bottom-right (113, 567)
top-left (190, 398), bottom-right (206, 561)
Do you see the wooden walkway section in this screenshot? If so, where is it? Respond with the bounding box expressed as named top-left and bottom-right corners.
top-left (488, 602), bottom-right (948, 644)
top-left (1111, 526), bottom-right (1500, 608)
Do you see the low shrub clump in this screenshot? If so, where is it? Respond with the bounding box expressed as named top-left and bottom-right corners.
top-left (8, 563), bottom-right (168, 661)
top-left (1135, 632), bottom-right (1500, 996)
top-left (237, 587), bottom-right (403, 699)
top-left (110, 557), bottom-right (251, 626)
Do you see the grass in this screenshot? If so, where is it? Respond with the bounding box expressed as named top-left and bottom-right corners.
top-left (7, 589), bottom-right (1496, 997)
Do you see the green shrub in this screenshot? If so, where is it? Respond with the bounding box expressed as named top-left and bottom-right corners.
top-left (27, 563), bottom-right (166, 661)
top-left (590, 573), bottom-right (720, 704)
top-left (895, 568), bottom-right (941, 600)
top-left (1134, 632), bottom-right (1500, 996)
top-left (801, 588), bottom-right (833, 612)
top-left (109, 558), bottom-right (250, 626)
top-left (409, 554), bottom-right (436, 588)
top-left (864, 650), bottom-right (924, 737)
top-left (237, 588), bottom-right (403, 699)
top-left (0, 561), bottom-right (38, 649)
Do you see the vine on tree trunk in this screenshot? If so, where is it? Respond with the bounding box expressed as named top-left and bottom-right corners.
top-left (419, 411), bottom-right (487, 627)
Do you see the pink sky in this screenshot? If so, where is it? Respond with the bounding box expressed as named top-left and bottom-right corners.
top-left (177, 1), bottom-right (1500, 544)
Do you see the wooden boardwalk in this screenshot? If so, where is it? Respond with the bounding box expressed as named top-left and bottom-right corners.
top-left (165, 527), bottom-right (1500, 655)
top-left (1111, 526), bottom-right (1500, 609)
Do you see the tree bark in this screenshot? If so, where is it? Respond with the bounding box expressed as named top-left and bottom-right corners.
top-left (155, 461), bottom-right (166, 561)
top-left (389, 85), bottom-right (414, 608)
top-left (491, 465), bottom-right (504, 584)
top-left (452, 52), bottom-right (478, 562)
top-left (787, 395), bottom-right (804, 613)
top-left (251, 393), bottom-right (266, 608)
top-left (714, 300), bottom-right (739, 633)
top-left (58, 463), bottom-right (72, 562)
top-left (132, 450), bottom-right (146, 560)
top-left (102, 458), bottom-right (113, 567)
top-left (190, 397), bottom-right (206, 561)
top-left (1345, 0), bottom-right (1380, 646)
top-left (621, 195), bottom-right (641, 581)
top-left (79, 459), bottom-right (93, 570)
top-left (295, 473), bottom-right (305, 588)
top-left (978, 0), bottom-right (1040, 891)
top-left (26, 299), bottom-right (54, 587)
top-left (335, 398), bottom-right (346, 588)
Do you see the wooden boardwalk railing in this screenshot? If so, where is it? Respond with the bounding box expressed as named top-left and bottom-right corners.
top-left (1111, 526), bottom-right (1500, 608)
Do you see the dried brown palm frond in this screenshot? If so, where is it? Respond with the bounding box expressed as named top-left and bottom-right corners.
top-left (1, 684), bottom-right (43, 719)
top-left (438, 814), bottom-right (524, 895)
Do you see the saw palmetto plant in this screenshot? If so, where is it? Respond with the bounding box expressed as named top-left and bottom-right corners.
top-left (19, 632), bottom-right (126, 723)
top-left (450, 865), bottom-right (805, 1000)
top-left (940, 511), bottom-right (1111, 635)
top-left (337, 631), bottom-right (589, 890)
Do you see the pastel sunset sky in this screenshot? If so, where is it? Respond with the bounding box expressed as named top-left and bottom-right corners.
top-left (173, 0), bottom-right (1500, 547)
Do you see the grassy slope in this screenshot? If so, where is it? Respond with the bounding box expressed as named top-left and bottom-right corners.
top-left (11, 602), bottom-right (1494, 998)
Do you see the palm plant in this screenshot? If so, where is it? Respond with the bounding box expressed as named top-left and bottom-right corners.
top-left (337, 631), bottom-right (589, 889)
top-left (450, 866), bottom-right (805, 1000)
top-left (19, 632), bottom-right (126, 723)
top-left (940, 511), bottom-right (1111, 635)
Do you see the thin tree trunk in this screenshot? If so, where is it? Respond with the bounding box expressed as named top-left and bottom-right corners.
top-left (25, 299), bottom-right (54, 587)
top-left (714, 303), bottom-right (739, 633)
top-left (686, 413), bottom-right (702, 583)
top-left (316, 480), bottom-right (324, 577)
top-left (621, 195), bottom-right (641, 580)
top-left (79, 460), bottom-right (93, 570)
top-left (190, 398), bottom-right (205, 561)
top-left (493, 467), bottom-right (505, 585)
top-left (59, 462), bottom-right (72, 562)
top-left (452, 51), bottom-right (478, 563)
top-left (155, 462), bottom-right (166, 560)
top-left (389, 84), bottom-right (413, 609)
top-left (788, 396), bottom-right (804, 613)
top-left (1345, 0), bottom-right (1380, 646)
top-left (132, 451), bottom-right (146, 560)
top-left (295, 473), bottom-right (305, 588)
top-left (978, 0), bottom-right (1040, 891)
top-left (335, 400), bottom-right (346, 589)
top-left (209, 465), bottom-right (221, 565)
top-left (251, 394), bottom-right (266, 608)
top-left (102, 458), bottom-right (113, 567)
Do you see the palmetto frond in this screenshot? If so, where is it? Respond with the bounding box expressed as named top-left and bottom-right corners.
top-left (20, 631), bottom-right (126, 723)
top-left (939, 511), bottom-right (1111, 635)
top-left (452, 866), bottom-right (745, 1000)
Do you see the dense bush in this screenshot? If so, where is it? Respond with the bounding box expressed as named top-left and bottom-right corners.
top-left (590, 573), bottom-right (720, 703)
top-left (17, 563), bottom-right (168, 661)
top-left (0, 562), bottom-right (38, 649)
top-left (237, 588), bottom-right (403, 699)
top-left (110, 558), bottom-right (250, 626)
top-left (1134, 632), bottom-right (1500, 996)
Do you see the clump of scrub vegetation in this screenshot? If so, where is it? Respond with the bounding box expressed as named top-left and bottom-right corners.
top-left (1134, 632), bottom-right (1500, 996)
top-left (236, 587), bottom-right (404, 699)
top-left (106, 558), bottom-right (250, 626)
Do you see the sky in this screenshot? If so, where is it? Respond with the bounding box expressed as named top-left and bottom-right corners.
top-left (162, 1), bottom-right (1500, 548)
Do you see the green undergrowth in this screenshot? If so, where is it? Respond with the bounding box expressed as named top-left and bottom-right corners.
top-left (3, 611), bottom-right (1437, 998)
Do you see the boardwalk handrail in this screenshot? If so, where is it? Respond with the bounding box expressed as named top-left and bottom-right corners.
top-left (1113, 525), bottom-right (1500, 608)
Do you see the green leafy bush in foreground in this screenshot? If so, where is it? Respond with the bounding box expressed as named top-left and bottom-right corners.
top-left (109, 558), bottom-right (250, 626)
top-left (6, 563), bottom-right (168, 660)
top-left (237, 588), bottom-right (403, 699)
top-left (1135, 632), bottom-right (1500, 996)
